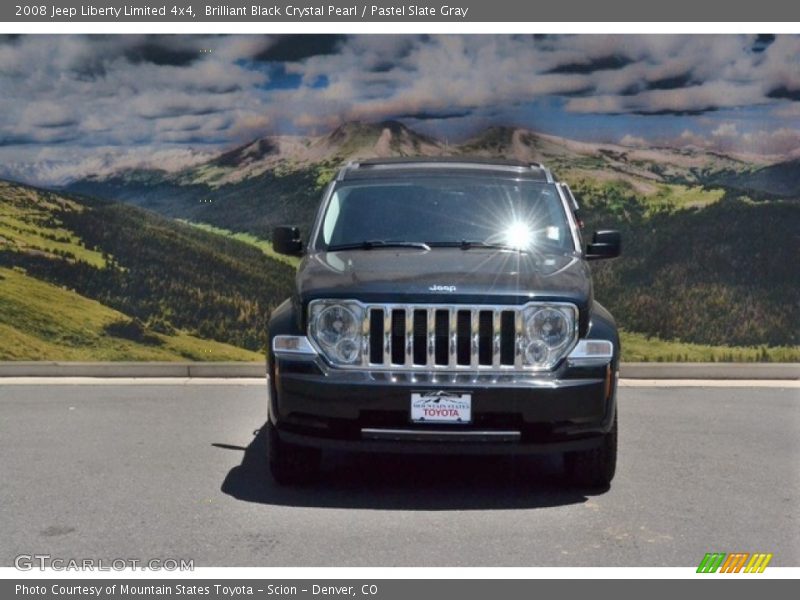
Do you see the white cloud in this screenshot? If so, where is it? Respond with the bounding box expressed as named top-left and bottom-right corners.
top-left (669, 125), bottom-right (800, 158)
top-left (712, 123), bottom-right (739, 137)
top-left (0, 145), bottom-right (216, 186)
top-left (1, 34), bottom-right (799, 184)
top-left (619, 134), bottom-right (648, 147)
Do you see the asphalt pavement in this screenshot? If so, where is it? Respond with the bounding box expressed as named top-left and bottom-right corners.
top-left (0, 380), bottom-right (797, 567)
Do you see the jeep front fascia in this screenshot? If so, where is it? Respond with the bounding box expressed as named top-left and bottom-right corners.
top-left (267, 158), bottom-right (622, 488)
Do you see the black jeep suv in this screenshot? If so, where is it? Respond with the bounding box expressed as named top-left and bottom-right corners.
top-left (268, 158), bottom-right (622, 487)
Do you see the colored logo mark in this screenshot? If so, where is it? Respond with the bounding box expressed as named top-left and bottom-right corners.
top-left (697, 552), bottom-right (773, 573)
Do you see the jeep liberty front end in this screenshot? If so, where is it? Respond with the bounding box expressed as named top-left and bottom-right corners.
top-left (267, 158), bottom-right (621, 488)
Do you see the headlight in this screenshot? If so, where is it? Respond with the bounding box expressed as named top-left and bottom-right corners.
top-left (315, 305), bottom-right (359, 346)
top-left (309, 300), bottom-right (364, 365)
top-left (522, 304), bottom-right (577, 368)
top-left (526, 307), bottom-right (571, 349)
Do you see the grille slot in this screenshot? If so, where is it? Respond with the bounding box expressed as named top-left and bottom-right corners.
top-left (456, 310), bottom-right (471, 365)
top-left (500, 311), bottom-right (516, 365)
top-left (478, 310), bottom-right (494, 365)
top-left (390, 309), bottom-right (405, 365)
top-left (412, 310), bottom-right (427, 365)
top-left (369, 309), bottom-right (383, 364)
top-left (434, 310), bottom-right (449, 365)
top-left (359, 304), bottom-right (543, 370)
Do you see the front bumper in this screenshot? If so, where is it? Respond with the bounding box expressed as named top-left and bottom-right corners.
top-left (270, 352), bottom-right (617, 456)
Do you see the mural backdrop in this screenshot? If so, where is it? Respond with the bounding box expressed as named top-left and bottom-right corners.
top-left (0, 35), bottom-right (798, 361)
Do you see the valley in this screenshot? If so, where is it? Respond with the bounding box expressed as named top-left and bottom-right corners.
top-left (2, 121), bottom-right (797, 361)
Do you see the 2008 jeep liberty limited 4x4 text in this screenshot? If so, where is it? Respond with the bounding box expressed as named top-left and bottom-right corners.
top-left (268, 158), bottom-right (622, 488)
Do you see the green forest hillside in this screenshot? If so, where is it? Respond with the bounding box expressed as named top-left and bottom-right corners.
top-left (67, 123), bottom-right (799, 357)
top-left (0, 267), bottom-right (259, 361)
top-left (573, 183), bottom-right (799, 349)
top-left (8, 121), bottom-right (800, 362)
top-left (0, 180), bottom-right (294, 360)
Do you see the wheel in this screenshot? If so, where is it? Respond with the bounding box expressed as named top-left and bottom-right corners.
top-left (564, 412), bottom-right (617, 489)
top-left (266, 421), bottom-right (321, 485)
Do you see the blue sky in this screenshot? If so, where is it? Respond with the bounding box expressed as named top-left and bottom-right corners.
top-left (0, 34), bottom-right (798, 184)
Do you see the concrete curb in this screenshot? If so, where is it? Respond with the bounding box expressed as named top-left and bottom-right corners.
top-left (0, 361), bottom-right (267, 378)
top-left (621, 362), bottom-right (799, 380)
top-left (0, 361), bottom-right (797, 380)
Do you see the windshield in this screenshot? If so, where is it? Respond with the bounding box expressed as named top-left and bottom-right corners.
top-left (314, 175), bottom-right (576, 253)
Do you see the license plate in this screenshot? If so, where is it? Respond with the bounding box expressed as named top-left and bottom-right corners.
top-left (411, 391), bottom-right (471, 424)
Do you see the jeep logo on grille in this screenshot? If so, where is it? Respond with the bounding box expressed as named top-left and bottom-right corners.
top-left (429, 284), bottom-right (457, 292)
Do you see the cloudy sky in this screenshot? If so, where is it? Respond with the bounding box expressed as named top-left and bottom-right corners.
top-left (0, 34), bottom-right (798, 184)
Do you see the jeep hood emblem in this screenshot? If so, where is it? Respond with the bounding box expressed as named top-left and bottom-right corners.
top-left (429, 284), bottom-right (457, 292)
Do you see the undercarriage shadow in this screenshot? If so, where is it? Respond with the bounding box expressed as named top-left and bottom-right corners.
top-left (220, 423), bottom-right (592, 510)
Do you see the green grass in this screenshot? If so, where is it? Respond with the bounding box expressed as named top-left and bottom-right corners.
top-left (0, 267), bottom-right (261, 361)
top-left (620, 330), bottom-right (800, 363)
top-left (570, 177), bottom-right (725, 216)
top-left (184, 163), bottom-right (229, 186)
top-left (0, 182), bottom-right (107, 267)
top-left (2, 263), bottom-right (794, 363)
top-left (314, 162), bottom-right (338, 188)
top-left (647, 184), bottom-right (725, 213)
top-left (180, 220), bottom-right (300, 268)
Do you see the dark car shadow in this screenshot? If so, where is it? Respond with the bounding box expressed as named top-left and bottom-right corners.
top-left (219, 423), bottom-right (595, 510)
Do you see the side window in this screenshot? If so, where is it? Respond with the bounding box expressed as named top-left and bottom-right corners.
top-left (535, 188), bottom-right (567, 248)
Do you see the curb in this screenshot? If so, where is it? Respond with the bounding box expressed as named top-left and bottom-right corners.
top-left (0, 361), bottom-right (797, 380)
top-left (0, 361), bottom-right (266, 379)
top-left (621, 362), bottom-right (799, 380)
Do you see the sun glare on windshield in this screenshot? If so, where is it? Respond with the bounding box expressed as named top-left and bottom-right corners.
top-left (503, 220), bottom-right (534, 250)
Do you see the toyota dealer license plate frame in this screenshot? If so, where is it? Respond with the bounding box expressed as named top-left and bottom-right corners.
top-left (410, 391), bottom-right (472, 424)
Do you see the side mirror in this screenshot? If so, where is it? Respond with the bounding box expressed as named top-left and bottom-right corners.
top-left (273, 226), bottom-right (303, 256)
top-left (586, 230), bottom-right (621, 260)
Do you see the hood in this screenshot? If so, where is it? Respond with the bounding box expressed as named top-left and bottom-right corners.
top-left (296, 247), bottom-right (593, 331)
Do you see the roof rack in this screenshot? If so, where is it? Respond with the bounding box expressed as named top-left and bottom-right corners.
top-left (338, 157), bottom-right (553, 182)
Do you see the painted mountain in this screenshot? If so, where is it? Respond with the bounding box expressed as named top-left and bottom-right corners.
top-left (0, 121), bottom-right (795, 361)
top-left (0, 179), bottom-right (294, 360)
top-left (61, 121), bottom-right (800, 356)
top-left (65, 121), bottom-right (799, 235)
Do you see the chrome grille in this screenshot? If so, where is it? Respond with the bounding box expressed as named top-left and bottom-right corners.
top-left (362, 304), bottom-right (522, 370)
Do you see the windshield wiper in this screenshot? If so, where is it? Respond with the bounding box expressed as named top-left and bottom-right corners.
top-left (428, 240), bottom-right (527, 252)
top-left (327, 240), bottom-right (431, 251)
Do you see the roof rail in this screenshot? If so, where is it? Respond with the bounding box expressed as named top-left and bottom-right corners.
top-left (337, 157), bottom-right (554, 182)
top-left (336, 161), bottom-right (359, 181)
top-left (531, 163), bottom-right (554, 183)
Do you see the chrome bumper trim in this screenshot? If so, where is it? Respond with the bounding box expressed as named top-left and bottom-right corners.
top-left (361, 428), bottom-right (521, 443)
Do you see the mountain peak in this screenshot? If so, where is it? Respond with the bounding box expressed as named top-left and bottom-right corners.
top-left (324, 119), bottom-right (416, 144)
top-left (212, 137), bottom-right (279, 168)
top-left (331, 119), bottom-right (411, 133)
top-left (317, 120), bottom-right (442, 160)
top-left (59, 120), bottom-right (788, 194)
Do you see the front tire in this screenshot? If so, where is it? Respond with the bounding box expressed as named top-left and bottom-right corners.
top-left (564, 412), bottom-right (617, 489)
top-left (266, 421), bottom-right (321, 485)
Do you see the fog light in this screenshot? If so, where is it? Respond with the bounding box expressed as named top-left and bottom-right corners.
top-left (335, 338), bottom-right (360, 363)
top-left (524, 340), bottom-right (549, 365)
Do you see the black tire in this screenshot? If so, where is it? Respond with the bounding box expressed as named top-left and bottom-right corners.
top-left (266, 421), bottom-right (321, 485)
top-left (564, 412), bottom-right (617, 489)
